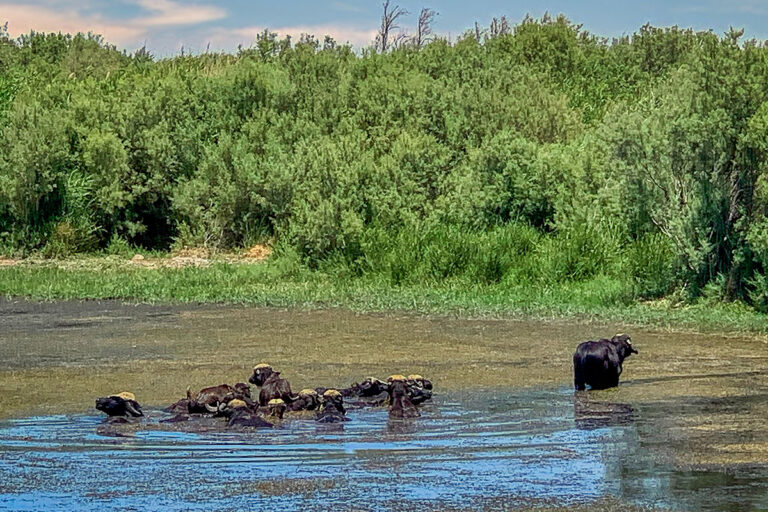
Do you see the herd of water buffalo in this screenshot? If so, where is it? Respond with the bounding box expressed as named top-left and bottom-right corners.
top-left (94, 334), bottom-right (636, 428)
top-left (95, 363), bottom-right (433, 427)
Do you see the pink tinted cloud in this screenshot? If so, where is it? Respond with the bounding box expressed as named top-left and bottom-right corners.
top-left (1, 0), bottom-right (226, 48)
top-left (1, 3), bottom-right (146, 44)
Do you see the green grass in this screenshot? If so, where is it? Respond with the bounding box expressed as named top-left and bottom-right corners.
top-left (1, 258), bottom-right (766, 335)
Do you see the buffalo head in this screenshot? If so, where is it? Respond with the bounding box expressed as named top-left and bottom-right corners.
top-left (220, 398), bottom-right (249, 415)
top-left (267, 398), bottom-right (286, 419)
top-left (610, 333), bottom-right (638, 358)
top-left (290, 389), bottom-right (321, 411)
top-left (387, 375), bottom-right (409, 395)
top-left (406, 374), bottom-right (433, 391)
top-left (249, 363), bottom-right (274, 386)
top-left (95, 391), bottom-right (144, 418)
top-left (315, 389), bottom-right (348, 423)
top-left (357, 377), bottom-right (388, 397)
top-left (387, 375), bottom-right (420, 418)
top-left (234, 382), bottom-right (252, 399)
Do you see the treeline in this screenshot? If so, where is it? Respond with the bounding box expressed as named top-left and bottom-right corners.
top-left (2, 16), bottom-right (768, 309)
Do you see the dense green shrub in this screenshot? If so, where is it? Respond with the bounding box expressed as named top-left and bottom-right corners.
top-left (1, 17), bottom-right (768, 310)
top-left (356, 223), bottom-right (541, 285)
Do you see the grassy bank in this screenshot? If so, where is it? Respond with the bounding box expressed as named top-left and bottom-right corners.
top-left (1, 256), bottom-right (766, 335)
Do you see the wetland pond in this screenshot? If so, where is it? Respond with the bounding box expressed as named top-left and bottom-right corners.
top-left (1, 299), bottom-right (768, 511)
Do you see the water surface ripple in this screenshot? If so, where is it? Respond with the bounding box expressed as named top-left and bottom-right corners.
top-left (1, 389), bottom-right (766, 511)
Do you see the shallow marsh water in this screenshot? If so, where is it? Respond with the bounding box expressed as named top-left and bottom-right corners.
top-left (1, 299), bottom-right (768, 510)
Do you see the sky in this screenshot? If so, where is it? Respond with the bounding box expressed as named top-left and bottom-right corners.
top-left (2, 1), bottom-right (768, 56)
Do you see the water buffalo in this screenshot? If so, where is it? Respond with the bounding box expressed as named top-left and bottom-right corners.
top-left (220, 399), bottom-right (273, 428)
top-left (406, 374), bottom-right (433, 391)
top-left (186, 383), bottom-right (252, 414)
top-left (343, 377), bottom-right (389, 397)
top-left (315, 389), bottom-right (349, 423)
top-left (228, 383), bottom-right (253, 402)
top-left (164, 398), bottom-right (191, 415)
top-left (95, 392), bottom-right (144, 418)
top-left (316, 377), bottom-right (389, 408)
top-left (573, 333), bottom-right (638, 390)
top-left (249, 364), bottom-right (293, 406)
top-left (387, 375), bottom-right (420, 418)
top-left (288, 389), bottom-right (321, 412)
top-left (405, 374), bottom-right (433, 405)
top-left (267, 398), bottom-right (287, 419)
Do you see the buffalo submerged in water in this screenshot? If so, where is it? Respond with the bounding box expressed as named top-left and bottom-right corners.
top-left (93, 369), bottom-right (436, 432)
top-left (95, 392), bottom-right (144, 419)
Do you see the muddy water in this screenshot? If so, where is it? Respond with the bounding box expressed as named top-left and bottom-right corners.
top-left (1, 299), bottom-right (768, 510)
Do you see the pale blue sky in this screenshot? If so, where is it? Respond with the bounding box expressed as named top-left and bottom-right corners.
top-left (2, 1), bottom-right (768, 55)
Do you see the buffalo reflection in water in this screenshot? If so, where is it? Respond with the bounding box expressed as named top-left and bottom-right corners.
top-left (573, 393), bottom-right (634, 430)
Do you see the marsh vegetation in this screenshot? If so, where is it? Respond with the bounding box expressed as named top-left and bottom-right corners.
top-left (2, 16), bottom-right (768, 320)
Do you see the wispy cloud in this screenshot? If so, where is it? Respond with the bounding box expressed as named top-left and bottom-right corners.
top-left (131, 0), bottom-right (226, 26)
top-left (1, 0), bottom-right (226, 48)
top-left (0, 3), bottom-right (146, 44)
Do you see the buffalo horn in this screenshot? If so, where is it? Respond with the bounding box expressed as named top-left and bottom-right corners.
top-left (125, 402), bottom-right (143, 417)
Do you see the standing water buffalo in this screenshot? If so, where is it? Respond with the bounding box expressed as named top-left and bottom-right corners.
top-left (573, 334), bottom-right (638, 390)
top-left (249, 364), bottom-right (293, 406)
top-left (95, 392), bottom-right (144, 418)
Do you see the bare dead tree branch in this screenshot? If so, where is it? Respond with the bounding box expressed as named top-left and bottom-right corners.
top-left (376, 0), bottom-right (408, 53)
top-left (643, 164), bottom-right (671, 203)
top-left (489, 16), bottom-right (510, 39)
top-left (414, 8), bottom-right (437, 48)
top-left (391, 32), bottom-right (410, 50)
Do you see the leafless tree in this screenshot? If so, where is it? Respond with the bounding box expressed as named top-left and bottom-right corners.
top-left (391, 32), bottom-right (410, 50)
top-left (489, 16), bottom-right (510, 39)
top-left (413, 8), bottom-right (438, 48)
top-left (376, 0), bottom-right (408, 53)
